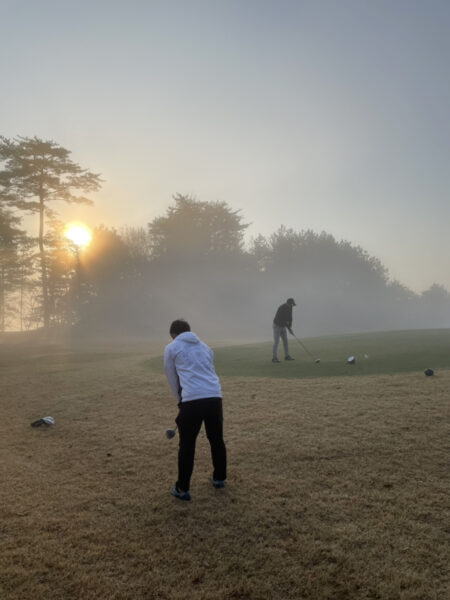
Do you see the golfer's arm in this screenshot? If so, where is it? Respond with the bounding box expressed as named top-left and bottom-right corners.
top-left (164, 351), bottom-right (181, 400)
top-left (287, 307), bottom-right (293, 330)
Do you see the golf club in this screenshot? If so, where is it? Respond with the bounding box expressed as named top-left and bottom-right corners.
top-left (290, 331), bottom-right (320, 363)
top-left (166, 425), bottom-right (178, 439)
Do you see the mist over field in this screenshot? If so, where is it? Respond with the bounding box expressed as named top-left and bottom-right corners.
top-left (2, 183), bottom-right (450, 342)
top-left (2, 1), bottom-right (450, 341)
top-left (2, 183), bottom-right (450, 343)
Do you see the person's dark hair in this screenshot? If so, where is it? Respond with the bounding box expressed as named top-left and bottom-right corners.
top-left (170, 319), bottom-right (191, 336)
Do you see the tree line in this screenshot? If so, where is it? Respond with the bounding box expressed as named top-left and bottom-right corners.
top-left (1, 136), bottom-right (449, 339)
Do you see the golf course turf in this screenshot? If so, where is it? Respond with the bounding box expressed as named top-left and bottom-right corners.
top-left (1, 329), bottom-right (449, 599)
top-left (148, 328), bottom-right (450, 379)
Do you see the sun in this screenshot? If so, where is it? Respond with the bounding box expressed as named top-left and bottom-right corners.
top-left (65, 223), bottom-right (92, 248)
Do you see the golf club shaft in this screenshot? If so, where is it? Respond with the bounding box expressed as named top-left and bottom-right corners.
top-left (291, 333), bottom-right (317, 361)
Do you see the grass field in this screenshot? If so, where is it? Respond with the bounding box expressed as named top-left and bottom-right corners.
top-left (1, 330), bottom-right (449, 599)
top-left (148, 329), bottom-right (450, 379)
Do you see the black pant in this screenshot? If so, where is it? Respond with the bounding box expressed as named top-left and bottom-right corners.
top-left (175, 397), bottom-right (227, 492)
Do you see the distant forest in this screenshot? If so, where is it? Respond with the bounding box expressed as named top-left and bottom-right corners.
top-left (1, 136), bottom-right (449, 339)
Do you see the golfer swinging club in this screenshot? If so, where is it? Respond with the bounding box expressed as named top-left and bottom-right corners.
top-left (164, 319), bottom-right (227, 501)
top-left (272, 298), bottom-right (296, 363)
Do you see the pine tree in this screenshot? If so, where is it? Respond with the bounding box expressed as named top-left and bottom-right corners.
top-left (0, 136), bottom-right (102, 329)
top-left (0, 205), bottom-right (24, 331)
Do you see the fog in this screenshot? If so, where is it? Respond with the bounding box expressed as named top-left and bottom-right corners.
top-left (2, 190), bottom-right (449, 343)
top-left (2, 1), bottom-right (450, 299)
top-left (56, 199), bottom-right (450, 344)
top-left (2, 0), bottom-right (450, 341)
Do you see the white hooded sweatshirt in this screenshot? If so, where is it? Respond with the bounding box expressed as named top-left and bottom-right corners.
top-left (164, 331), bottom-right (222, 403)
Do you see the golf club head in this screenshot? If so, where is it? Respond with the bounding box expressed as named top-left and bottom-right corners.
top-left (347, 356), bottom-right (356, 364)
top-left (315, 358), bottom-right (321, 364)
top-left (166, 428), bottom-right (176, 439)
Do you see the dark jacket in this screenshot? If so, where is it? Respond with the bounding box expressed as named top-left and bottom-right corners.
top-left (273, 303), bottom-right (293, 329)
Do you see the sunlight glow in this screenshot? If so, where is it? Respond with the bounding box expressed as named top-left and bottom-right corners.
top-left (65, 223), bottom-right (92, 248)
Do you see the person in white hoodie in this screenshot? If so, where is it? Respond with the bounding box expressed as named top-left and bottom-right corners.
top-left (164, 319), bottom-right (227, 501)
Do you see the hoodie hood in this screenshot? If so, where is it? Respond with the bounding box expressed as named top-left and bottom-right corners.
top-left (175, 331), bottom-right (200, 344)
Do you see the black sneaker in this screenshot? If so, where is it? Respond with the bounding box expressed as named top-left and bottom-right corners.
top-left (272, 358), bottom-right (281, 363)
top-left (171, 484), bottom-right (191, 501)
top-left (211, 476), bottom-right (225, 489)
top-left (285, 355), bottom-right (295, 361)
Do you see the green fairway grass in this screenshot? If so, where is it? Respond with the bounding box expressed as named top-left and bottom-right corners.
top-left (147, 329), bottom-right (450, 379)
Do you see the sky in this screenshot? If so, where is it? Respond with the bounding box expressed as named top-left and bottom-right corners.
top-left (2, 0), bottom-right (450, 293)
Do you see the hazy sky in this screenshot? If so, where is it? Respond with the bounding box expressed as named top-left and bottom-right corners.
top-left (2, 0), bottom-right (450, 293)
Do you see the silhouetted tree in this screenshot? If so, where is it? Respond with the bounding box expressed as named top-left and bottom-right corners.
top-left (17, 238), bottom-right (39, 331)
top-left (148, 194), bottom-right (248, 262)
top-left (74, 226), bottom-right (140, 335)
top-left (251, 226), bottom-right (393, 335)
top-left (420, 284), bottom-right (450, 327)
top-left (144, 195), bottom-right (255, 336)
top-left (43, 218), bottom-right (79, 326)
top-left (0, 136), bottom-right (101, 329)
top-left (121, 226), bottom-right (152, 262)
top-left (120, 226), bottom-right (152, 280)
top-left (0, 205), bottom-right (24, 331)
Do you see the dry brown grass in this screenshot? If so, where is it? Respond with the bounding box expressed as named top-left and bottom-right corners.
top-left (1, 343), bottom-right (449, 599)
